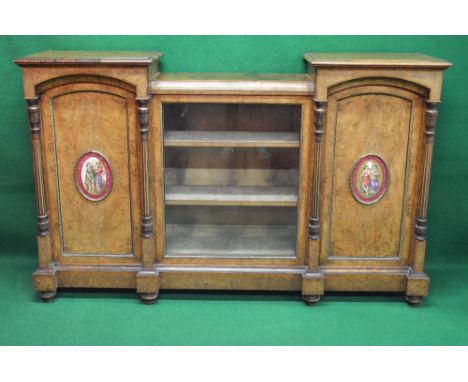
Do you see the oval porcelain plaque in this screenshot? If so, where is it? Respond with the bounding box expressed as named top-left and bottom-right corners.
top-left (75, 151), bottom-right (112, 202)
top-left (350, 154), bottom-right (389, 205)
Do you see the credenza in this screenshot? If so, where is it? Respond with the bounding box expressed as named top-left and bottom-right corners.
top-left (15, 51), bottom-right (451, 305)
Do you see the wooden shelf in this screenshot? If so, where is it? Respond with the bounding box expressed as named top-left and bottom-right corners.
top-left (164, 131), bottom-right (300, 148)
top-left (165, 224), bottom-right (297, 258)
top-left (165, 186), bottom-right (298, 206)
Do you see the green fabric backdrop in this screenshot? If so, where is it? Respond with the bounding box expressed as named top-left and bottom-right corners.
top-left (0, 36), bottom-right (467, 345)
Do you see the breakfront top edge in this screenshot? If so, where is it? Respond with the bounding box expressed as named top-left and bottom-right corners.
top-left (304, 52), bottom-right (452, 69)
top-left (14, 50), bottom-right (163, 66)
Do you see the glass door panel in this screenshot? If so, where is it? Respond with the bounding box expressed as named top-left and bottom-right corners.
top-left (162, 103), bottom-right (301, 259)
top-left (165, 206), bottom-right (297, 258)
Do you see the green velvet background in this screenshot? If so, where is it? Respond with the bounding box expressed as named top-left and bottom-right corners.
top-left (0, 36), bottom-right (467, 345)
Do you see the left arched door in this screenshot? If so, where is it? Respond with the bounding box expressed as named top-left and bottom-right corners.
top-left (41, 82), bottom-right (142, 265)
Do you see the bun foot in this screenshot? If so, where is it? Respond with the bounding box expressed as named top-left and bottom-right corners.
top-left (38, 291), bottom-right (57, 302)
top-left (139, 292), bottom-right (158, 305)
top-left (303, 295), bottom-right (321, 306)
top-left (405, 295), bottom-right (423, 306)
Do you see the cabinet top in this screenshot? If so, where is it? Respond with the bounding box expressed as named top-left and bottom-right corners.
top-left (151, 73), bottom-right (314, 95)
top-left (304, 52), bottom-right (452, 69)
top-left (15, 50), bottom-right (163, 66)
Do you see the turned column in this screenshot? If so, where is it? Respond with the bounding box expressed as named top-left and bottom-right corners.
top-left (406, 100), bottom-right (439, 306)
top-left (137, 98), bottom-right (153, 242)
top-left (302, 98), bottom-right (327, 305)
top-left (413, 100), bottom-right (439, 271)
top-left (27, 96), bottom-right (57, 301)
top-left (308, 99), bottom-right (327, 245)
top-left (27, 97), bottom-right (49, 242)
top-left (136, 97), bottom-right (159, 304)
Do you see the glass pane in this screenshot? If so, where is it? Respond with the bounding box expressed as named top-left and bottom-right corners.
top-left (165, 146), bottom-right (298, 188)
top-left (165, 206), bottom-right (297, 258)
top-left (162, 103), bottom-right (301, 259)
top-left (164, 103), bottom-right (301, 132)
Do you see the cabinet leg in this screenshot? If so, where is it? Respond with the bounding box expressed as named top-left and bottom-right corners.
top-left (302, 295), bottom-right (321, 306)
top-left (406, 272), bottom-right (429, 306)
top-left (33, 268), bottom-right (57, 303)
top-left (38, 290), bottom-right (57, 302)
top-left (405, 295), bottom-right (423, 306)
top-left (136, 271), bottom-right (160, 305)
top-left (302, 272), bottom-right (324, 306)
top-left (139, 292), bottom-right (158, 305)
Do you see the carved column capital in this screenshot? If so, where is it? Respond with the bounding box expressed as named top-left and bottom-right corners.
top-left (137, 97), bottom-right (150, 139)
top-left (313, 99), bottom-right (328, 142)
top-left (26, 96), bottom-right (41, 139)
top-left (424, 100), bottom-right (439, 143)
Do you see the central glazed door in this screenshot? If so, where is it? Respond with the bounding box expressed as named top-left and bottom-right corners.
top-left (151, 95), bottom-right (314, 267)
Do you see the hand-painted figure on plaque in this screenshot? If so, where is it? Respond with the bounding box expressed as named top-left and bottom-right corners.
top-left (94, 161), bottom-right (106, 193)
top-left (83, 160), bottom-right (106, 195)
top-left (84, 162), bottom-right (96, 194)
top-left (360, 161), bottom-right (380, 197)
top-left (76, 151), bottom-right (112, 201)
top-left (351, 155), bottom-right (388, 205)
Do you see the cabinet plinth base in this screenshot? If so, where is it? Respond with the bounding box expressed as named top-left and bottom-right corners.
top-left (38, 264), bottom-right (431, 305)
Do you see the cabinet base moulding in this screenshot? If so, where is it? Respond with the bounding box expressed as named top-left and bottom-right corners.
top-left (38, 265), bottom-right (428, 304)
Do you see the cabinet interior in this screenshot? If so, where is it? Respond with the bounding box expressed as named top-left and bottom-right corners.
top-left (162, 103), bottom-right (301, 258)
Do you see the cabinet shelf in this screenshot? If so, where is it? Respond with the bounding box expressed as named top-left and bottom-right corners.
top-left (165, 185), bottom-right (298, 206)
top-left (165, 224), bottom-right (297, 258)
top-left (164, 131), bottom-right (300, 148)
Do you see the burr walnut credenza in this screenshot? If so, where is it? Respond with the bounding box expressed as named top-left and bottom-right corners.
top-left (15, 51), bottom-right (451, 305)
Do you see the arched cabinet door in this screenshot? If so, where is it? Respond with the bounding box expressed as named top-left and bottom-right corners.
top-left (319, 83), bottom-right (425, 268)
top-left (41, 82), bottom-right (142, 265)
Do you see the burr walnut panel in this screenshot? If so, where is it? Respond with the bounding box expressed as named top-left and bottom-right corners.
top-left (321, 85), bottom-right (424, 264)
top-left (42, 83), bottom-right (141, 262)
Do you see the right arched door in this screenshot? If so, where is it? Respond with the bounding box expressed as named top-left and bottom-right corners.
top-left (319, 83), bottom-right (425, 270)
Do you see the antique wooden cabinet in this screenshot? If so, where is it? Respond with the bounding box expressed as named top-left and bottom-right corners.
top-left (15, 51), bottom-right (451, 305)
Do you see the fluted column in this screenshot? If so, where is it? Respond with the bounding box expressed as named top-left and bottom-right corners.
top-left (136, 97), bottom-right (159, 304)
top-left (308, 99), bottom-right (327, 241)
top-left (27, 97), bottom-right (49, 239)
top-left (137, 98), bottom-right (153, 240)
top-left (414, 100), bottom-right (439, 243)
